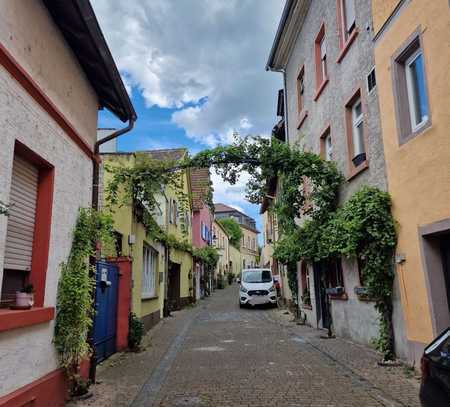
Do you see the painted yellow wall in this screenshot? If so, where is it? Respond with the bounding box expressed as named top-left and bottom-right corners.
top-left (166, 169), bottom-right (194, 300)
top-left (373, 0), bottom-right (450, 344)
top-left (371, 0), bottom-right (402, 35)
top-left (101, 154), bottom-right (165, 319)
top-left (229, 245), bottom-right (242, 276)
top-left (240, 226), bottom-right (258, 268)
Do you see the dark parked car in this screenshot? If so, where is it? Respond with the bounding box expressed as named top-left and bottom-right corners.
top-left (420, 327), bottom-right (450, 406)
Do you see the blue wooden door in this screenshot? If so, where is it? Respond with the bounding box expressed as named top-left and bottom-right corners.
top-left (93, 261), bottom-right (119, 363)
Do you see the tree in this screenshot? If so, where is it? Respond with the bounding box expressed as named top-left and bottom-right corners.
top-left (218, 218), bottom-right (242, 248)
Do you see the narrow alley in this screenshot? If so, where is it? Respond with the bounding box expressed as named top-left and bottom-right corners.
top-left (72, 285), bottom-right (420, 407)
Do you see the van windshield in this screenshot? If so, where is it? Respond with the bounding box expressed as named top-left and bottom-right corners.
top-left (242, 270), bottom-right (272, 283)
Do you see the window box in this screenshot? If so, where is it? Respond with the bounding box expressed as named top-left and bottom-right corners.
top-left (0, 306), bottom-right (54, 333)
top-left (326, 286), bottom-right (344, 296)
top-left (354, 286), bottom-right (377, 302)
top-left (352, 152), bottom-right (366, 167)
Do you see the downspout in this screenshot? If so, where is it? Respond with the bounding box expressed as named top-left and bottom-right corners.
top-left (92, 117), bottom-right (136, 210)
top-left (88, 116), bottom-right (135, 383)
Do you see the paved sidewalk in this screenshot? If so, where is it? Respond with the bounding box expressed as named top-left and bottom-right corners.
top-left (70, 285), bottom-right (420, 406)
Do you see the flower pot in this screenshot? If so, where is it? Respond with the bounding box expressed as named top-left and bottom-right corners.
top-left (16, 292), bottom-right (34, 308)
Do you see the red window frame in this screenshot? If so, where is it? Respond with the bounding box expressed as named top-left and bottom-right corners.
top-left (344, 88), bottom-right (369, 180)
top-left (314, 23), bottom-right (329, 101)
top-left (336, 0), bottom-right (359, 63)
top-left (7, 141), bottom-right (55, 307)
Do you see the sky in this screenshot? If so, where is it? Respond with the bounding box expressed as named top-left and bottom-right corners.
top-left (93, 0), bottom-right (285, 242)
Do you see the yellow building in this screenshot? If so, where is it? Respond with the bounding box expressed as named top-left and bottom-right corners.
top-left (212, 220), bottom-right (230, 287)
top-left (371, 0), bottom-right (450, 364)
top-left (229, 244), bottom-right (242, 278)
top-left (214, 203), bottom-right (259, 269)
top-left (100, 148), bottom-right (193, 330)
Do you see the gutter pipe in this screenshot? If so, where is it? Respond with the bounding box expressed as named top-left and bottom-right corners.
top-left (91, 116), bottom-right (136, 210)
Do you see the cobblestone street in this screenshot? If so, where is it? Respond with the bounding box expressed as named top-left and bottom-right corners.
top-left (73, 285), bottom-right (420, 407)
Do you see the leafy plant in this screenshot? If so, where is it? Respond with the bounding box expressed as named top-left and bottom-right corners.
top-left (104, 136), bottom-right (397, 360)
top-left (217, 218), bottom-right (243, 248)
top-left (128, 312), bottom-right (144, 350)
top-left (193, 245), bottom-right (219, 269)
top-left (0, 200), bottom-right (9, 216)
top-left (20, 284), bottom-right (34, 294)
top-left (54, 208), bottom-right (114, 385)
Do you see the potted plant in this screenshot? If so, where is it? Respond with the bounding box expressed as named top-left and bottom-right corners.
top-left (16, 284), bottom-right (34, 308)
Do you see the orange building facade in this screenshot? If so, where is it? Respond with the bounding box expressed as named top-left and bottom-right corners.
top-left (372, 0), bottom-right (450, 365)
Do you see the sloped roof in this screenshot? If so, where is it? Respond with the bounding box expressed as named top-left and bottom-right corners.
top-left (43, 0), bottom-right (135, 122)
top-left (191, 168), bottom-right (211, 211)
top-left (214, 203), bottom-right (237, 213)
top-left (144, 148), bottom-right (187, 162)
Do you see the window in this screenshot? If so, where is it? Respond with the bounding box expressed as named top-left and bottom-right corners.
top-left (300, 262), bottom-right (311, 305)
top-left (405, 50), bottom-right (428, 131)
top-left (367, 68), bottom-right (376, 93)
top-left (336, 0), bottom-right (359, 63)
top-left (392, 31), bottom-right (431, 144)
top-left (314, 24), bottom-right (328, 100)
top-left (1, 143), bottom-right (54, 307)
top-left (319, 37), bottom-right (327, 82)
top-left (345, 89), bottom-right (367, 173)
top-left (341, 0), bottom-right (356, 41)
top-left (296, 65), bottom-right (305, 114)
top-left (351, 97), bottom-right (365, 160)
top-left (326, 258), bottom-right (344, 288)
top-left (320, 125), bottom-right (332, 161)
top-left (142, 245), bottom-right (157, 298)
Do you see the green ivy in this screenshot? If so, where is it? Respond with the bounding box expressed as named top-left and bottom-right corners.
top-left (192, 245), bottom-right (220, 269)
top-left (128, 312), bottom-right (144, 350)
top-left (103, 137), bottom-right (397, 360)
top-left (217, 218), bottom-right (243, 249)
top-left (54, 208), bottom-right (114, 380)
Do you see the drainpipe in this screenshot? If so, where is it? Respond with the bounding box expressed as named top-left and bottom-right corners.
top-left (88, 116), bottom-right (135, 383)
top-left (91, 117), bottom-right (136, 210)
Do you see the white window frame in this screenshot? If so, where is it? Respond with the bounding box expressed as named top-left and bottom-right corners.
top-left (405, 49), bottom-right (428, 132)
top-left (324, 133), bottom-right (333, 161)
top-left (320, 36), bottom-right (327, 81)
top-left (142, 245), bottom-right (157, 299)
top-left (367, 67), bottom-right (376, 95)
top-left (351, 97), bottom-right (365, 158)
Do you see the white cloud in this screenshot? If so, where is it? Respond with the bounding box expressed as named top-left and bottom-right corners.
top-left (92, 0), bottom-right (284, 147)
top-left (211, 171), bottom-right (251, 209)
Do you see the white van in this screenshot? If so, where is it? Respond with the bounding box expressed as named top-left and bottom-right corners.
top-left (238, 268), bottom-right (277, 307)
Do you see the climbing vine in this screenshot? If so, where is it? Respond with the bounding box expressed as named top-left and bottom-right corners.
top-left (54, 208), bottom-right (114, 385)
top-left (217, 218), bottom-right (243, 249)
top-left (105, 137), bottom-right (397, 360)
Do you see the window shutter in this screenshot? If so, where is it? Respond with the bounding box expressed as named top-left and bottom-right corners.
top-left (4, 156), bottom-right (39, 271)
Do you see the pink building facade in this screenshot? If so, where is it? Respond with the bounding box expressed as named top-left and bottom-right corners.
top-left (190, 169), bottom-right (214, 299)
